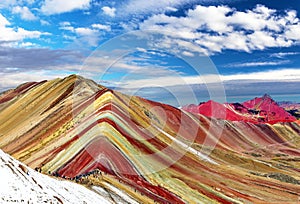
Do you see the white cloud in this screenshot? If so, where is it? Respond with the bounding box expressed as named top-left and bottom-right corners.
top-left (285, 24), bottom-right (300, 40)
top-left (62, 34), bottom-right (76, 40)
top-left (117, 68), bottom-right (300, 89)
top-left (59, 21), bottom-right (75, 31)
top-left (24, 0), bottom-right (35, 4)
top-left (0, 14), bottom-right (48, 44)
top-left (18, 41), bottom-right (36, 47)
top-left (40, 20), bottom-right (50, 25)
top-left (75, 27), bottom-right (96, 36)
top-left (59, 22), bottom-right (111, 46)
top-left (138, 4), bottom-right (300, 55)
top-left (92, 24), bottom-right (111, 31)
top-left (14, 27), bottom-right (44, 40)
top-left (0, 0), bottom-right (16, 8)
top-left (82, 55), bottom-right (158, 73)
top-left (60, 21), bottom-right (71, 26)
top-left (16, 0), bottom-right (36, 5)
top-left (182, 51), bottom-right (194, 57)
top-left (101, 6), bottom-right (116, 17)
top-left (122, 0), bottom-right (195, 16)
top-left (74, 27), bottom-right (100, 47)
top-left (228, 6), bottom-right (280, 31)
top-left (226, 60), bottom-right (290, 67)
top-left (189, 5), bottom-right (233, 33)
top-left (221, 69), bottom-right (300, 82)
top-left (0, 14), bottom-right (10, 26)
top-left (165, 7), bottom-right (178, 12)
top-left (12, 6), bottom-right (37, 21)
top-left (41, 0), bottom-right (91, 15)
top-left (270, 52), bottom-right (300, 58)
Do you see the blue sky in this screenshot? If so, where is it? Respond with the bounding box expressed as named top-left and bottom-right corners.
top-left (1, 0), bottom-right (300, 105)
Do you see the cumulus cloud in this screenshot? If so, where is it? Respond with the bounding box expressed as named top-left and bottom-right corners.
top-left (74, 27), bottom-right (100, 46)
top-left (75, 27), bottom-right (96, 36)
top-left (139, 4), bottom-right (300, 55)
top-left (41, 0), bottom-right (91, 15)
top-left (0, 13), bottom-right (48, 44)
top-left (40, 19), bottom-right (50, 25)
top-left (101, 6), bottom-right (116, 17)
top-left (12, 6), bottom-right (37, 20)
top-left (58, 21), bottom-right (109, 47)
top-left (59, 21), bottom-right (75, 31)
top-left (92, 24), bottom-right (111, 31)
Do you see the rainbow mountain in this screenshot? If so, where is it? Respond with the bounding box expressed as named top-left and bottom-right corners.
top-left (0, 75), bottom-right (300, 203)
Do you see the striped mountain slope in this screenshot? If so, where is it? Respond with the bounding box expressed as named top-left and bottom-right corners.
top-left (0, 75), bottom-right (300, 203)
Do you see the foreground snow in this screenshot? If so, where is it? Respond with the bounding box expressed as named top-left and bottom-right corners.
top-left (0, 149), bottom-right (112, 204)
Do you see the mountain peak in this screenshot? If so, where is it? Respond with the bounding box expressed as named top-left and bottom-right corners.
top-left (261, 94), bottom-right (275, 103)
top-left (262, 93), bottom-right (272, 100)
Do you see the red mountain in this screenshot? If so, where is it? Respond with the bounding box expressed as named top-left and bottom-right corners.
top-left (183, 94), bottom-right (296, 124)
top-left (242, 94), bottom-right (296, 123)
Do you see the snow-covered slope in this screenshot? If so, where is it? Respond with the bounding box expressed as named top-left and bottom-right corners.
top-left (0, 149), bottom-right (112, 204)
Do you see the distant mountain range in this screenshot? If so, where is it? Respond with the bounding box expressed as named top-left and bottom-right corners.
top-left (0, 75), bottom-right (300, 203)
top-left (183, 94), bottom-right (299, 124)
top-left (278, 101), bottom-right (300, 119)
